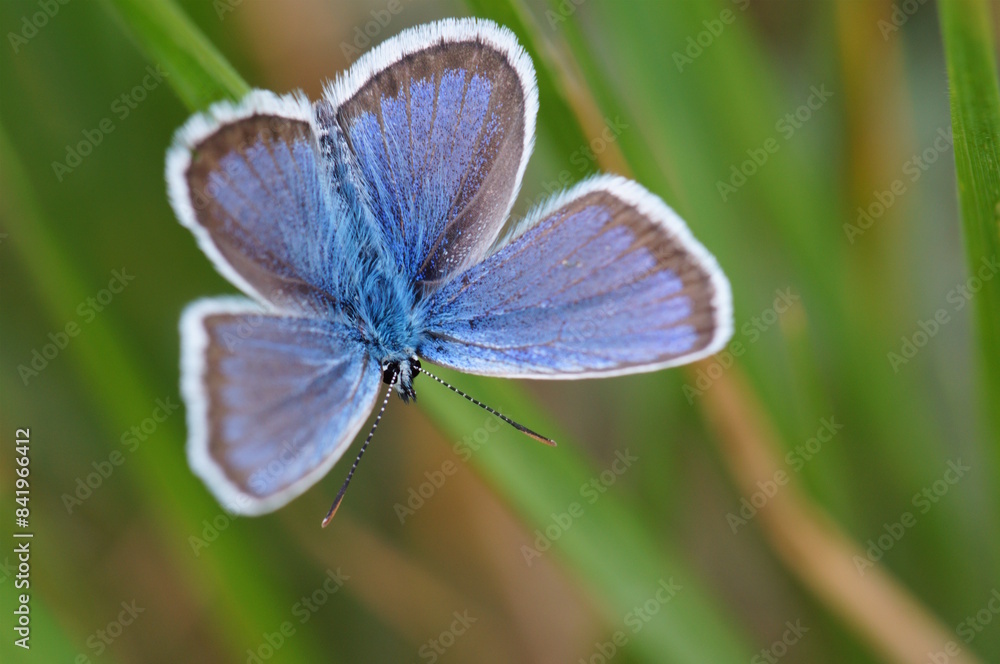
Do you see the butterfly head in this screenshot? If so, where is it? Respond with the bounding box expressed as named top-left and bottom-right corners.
top-left (382, 356), bottom-right (421, 402)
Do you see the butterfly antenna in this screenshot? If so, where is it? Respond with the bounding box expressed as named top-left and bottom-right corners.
top-left (416, 366), bottom-right (556, 446)
top-left (322, 382), bottom-right (394, 527)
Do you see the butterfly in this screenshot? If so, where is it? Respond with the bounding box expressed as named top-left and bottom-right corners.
top-left (166, 18), bottom-right (732, 525)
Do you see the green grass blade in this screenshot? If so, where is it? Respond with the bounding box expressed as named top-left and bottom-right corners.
top-left (939, 0), bottom-right (1000, 515)
top-left (102, 0), bottom-right (249, 107)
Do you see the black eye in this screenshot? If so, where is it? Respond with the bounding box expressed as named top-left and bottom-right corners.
top-left (382, 361), bottom-right (400, 385)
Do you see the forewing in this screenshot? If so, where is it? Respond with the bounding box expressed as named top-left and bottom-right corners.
top-left (421, 176), bottom-right (733, 378)
top-left (321, 18), bottom-right (538, 287)
top-left (167, 91), bottom-right (349, 313)
top-left (181, 298), bottom-right (381, 514)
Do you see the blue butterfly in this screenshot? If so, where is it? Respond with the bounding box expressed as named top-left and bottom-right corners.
top-left (166, 18), bottom-right (732, 524)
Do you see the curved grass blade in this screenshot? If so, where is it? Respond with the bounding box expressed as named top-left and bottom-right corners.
top-left (102, 0), bottom-right (249, 107)
top-left (940, 0), bottom-right (1000, 554)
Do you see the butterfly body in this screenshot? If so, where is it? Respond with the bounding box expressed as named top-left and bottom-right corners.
top-left (335, 249), bottom-right (423, 384)
top-left (336, 272), bottom-right (423, 400)
top-left (247, 126), bottom-right (429, 398)
top-left (167, 18), bottom-right (732, 516)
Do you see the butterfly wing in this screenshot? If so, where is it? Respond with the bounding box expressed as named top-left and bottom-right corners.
top-left (420, 176), bottom-right (733, 377)
top-left (319, 18), bottom-right (538, 288)
top-left (167, 90), bottom-right (359, 313)
top-left (181, 298), bottom-right (382, 514)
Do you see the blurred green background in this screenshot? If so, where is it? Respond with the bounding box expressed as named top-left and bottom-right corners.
top-left (3, 0), bottom-right (1000, 662)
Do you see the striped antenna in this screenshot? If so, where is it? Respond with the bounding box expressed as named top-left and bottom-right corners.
top-left (416, 366), bottom-right (556, 446)
top-left (322, 381), bottom-right (394, 527)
